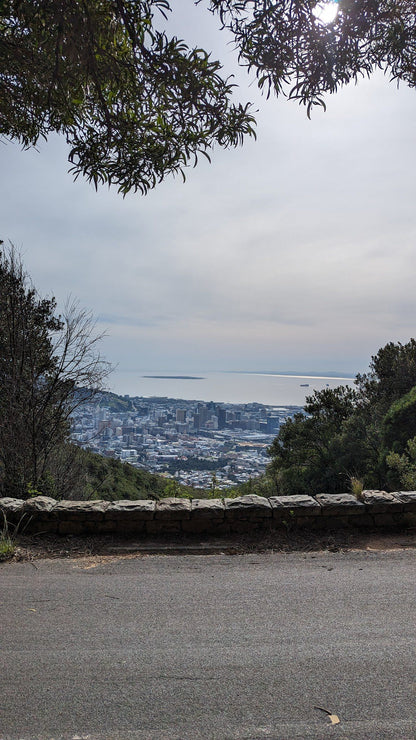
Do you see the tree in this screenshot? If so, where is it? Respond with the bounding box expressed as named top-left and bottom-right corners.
top-left (212, 0), bottom-right (416, 116)
top-left (386, 435), bottom-right (416, 491)
top-left (0, 0), bottom-right (255, 194)
top-left (267, 385), bottom-right (359, 494)
top-left (0, 244), bottom-right (111, 497)
top-left (356, 340), bottom-right (416, 413)
top-left (382, 385), bottom-right (416, 453)
top-left (267, 339), bottom-right (416, 495)
top-left (1, 2), bottom-right (414, 193)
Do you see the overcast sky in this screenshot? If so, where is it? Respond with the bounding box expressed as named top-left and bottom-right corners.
top-left (1, 0), bottom-right (416, 391)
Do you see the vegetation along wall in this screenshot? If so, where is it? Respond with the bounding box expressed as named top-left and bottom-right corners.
top-left (2, 492), bottom-right (416, 537)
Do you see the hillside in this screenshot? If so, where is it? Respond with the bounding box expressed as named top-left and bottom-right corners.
top-left (68, 447), bottom-right (190, 501)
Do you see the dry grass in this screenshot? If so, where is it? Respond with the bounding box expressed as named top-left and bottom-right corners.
top-left (4, 527), bottom-right (416, 564)
top-left (0, 514), bottom-right (15, 561)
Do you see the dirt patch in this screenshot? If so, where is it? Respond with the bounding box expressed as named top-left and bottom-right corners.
top-left (5, 528), bottom-right (416, 563)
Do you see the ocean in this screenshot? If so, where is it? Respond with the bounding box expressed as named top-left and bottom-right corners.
top-left (109, 370), bottom-right (356, 407)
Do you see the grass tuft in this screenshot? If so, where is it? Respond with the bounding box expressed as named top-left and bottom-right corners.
top-left (0, 514), bottom-right (15, 561)
top-left (350, 477), bottom-right (364, 501)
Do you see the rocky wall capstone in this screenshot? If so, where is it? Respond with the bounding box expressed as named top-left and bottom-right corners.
top-left (1, 490), bottom-right (415, 538)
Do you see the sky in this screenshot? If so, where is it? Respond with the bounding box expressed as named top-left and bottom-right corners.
top-left (1, 0), bottom-right (416, 393)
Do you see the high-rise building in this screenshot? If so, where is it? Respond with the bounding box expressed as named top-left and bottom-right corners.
top-left (197, 405), bottom-right (209, 426)
top-left (216, 406), bottom-right (227, 429)
top-left (266, 416), bottom-right (280, 434)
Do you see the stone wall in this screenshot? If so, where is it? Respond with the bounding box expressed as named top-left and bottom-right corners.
top-left (1, 491), bottom-right (416, 537)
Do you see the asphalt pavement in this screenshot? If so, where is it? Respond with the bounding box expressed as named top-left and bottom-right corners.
top-left (1, 548), bottom-right (416, 739)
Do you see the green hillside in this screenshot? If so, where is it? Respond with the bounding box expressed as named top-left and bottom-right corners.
top-left (75, 447), bottom-right (191, 500)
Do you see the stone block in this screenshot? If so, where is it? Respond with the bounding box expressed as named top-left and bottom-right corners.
top-left (191, 498), bottom-right (225, 519)
top-left (23, 517), bottom-right (58, 534)
top-left (229, 518), bottom-right (268, 533)
top-left (315, 493), bottom-right (364, 515)
top-left (154, 497), bottom-right (191, 520)
top-left (319, 515), bottom-right (351, 530)
top-left (114, 520), bottom-right (146, 535)
top-left (105, 500), bottom-right (155, 521)
top-left (269, 517), bottom-right (289, 531)
top-left (361, 490), bottom-right (403, 513)
top-left (53, 500), bottom-right (110, 521)
top-left (181, 519), bottom-right (223, 534)
top-left (94, 519), bottom-right (116, 533)
top-left (82, 519), bottom-right (110, 534)
top-left (23, 496), bottom-right (57, 513)
top-left (347, 513), bottom-right (375, 529)
top-left (195, 521), bottom-right (231, 536)
top-left (224, 495), bottom-right (272, 519)
top-left (269, 515), bottom-right (317, 530)
top-left (400, 512), bottom-right (416, 528)
top-left (372, 512), bottom-right (403, 528)
top-left (292, 516), bottom-right (321, 530)
top-left (269, 495), bottom-right (321, 517)
top-left (391, 491), bottom-right (416, 512)
top-left (146, 520), bottom-right (183, 535)
top-left (0, 498), bottom-right (28, 528)
top-left (0, 497), bottom-right (25, 514)
top-left (58, 520), bottom-right (86, 535)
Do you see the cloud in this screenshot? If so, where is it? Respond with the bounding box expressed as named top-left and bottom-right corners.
top-left (1, 6), bottom-right (416, 383)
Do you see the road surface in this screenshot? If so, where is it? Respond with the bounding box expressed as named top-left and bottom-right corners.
top-left (1, 549), bottom-right (416, 739)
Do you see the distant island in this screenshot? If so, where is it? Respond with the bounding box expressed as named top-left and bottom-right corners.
top-left (142, 375), bottom-right (204, 380)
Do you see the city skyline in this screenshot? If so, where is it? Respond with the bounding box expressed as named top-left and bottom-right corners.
top-left (71, 392), bottom-right (299, 489)
top-left (1, 0), bottom-right (415, 384)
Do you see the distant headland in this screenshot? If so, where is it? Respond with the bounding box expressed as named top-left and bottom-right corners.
top-left (142, 375), bottom-right (204, 380)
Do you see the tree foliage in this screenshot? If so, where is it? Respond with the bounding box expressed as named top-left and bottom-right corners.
top-left (382, 385), bottom-right (416, 453)
top-left (0, 244), bottom-right (110, 497)
top-left (386, 435), bottom-right (416, 491)
top-left (1, 1), bottom-right (414, 192)
top-left (356, 339), bottom-right (416, 413)
top-left (77, 446), bottom-right (182, 500)
top-left (0, 0), bottom-right (255, 194)
top-left (211, 0), bottom-right (416, 115)
top-left (267, 339), bottom-right (416, 495)
top-left (268, 385), bottom-right (359, 494)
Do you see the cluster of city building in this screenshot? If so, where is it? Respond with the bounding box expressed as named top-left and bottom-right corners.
top-left (71, 395), bottom-right (302, 489)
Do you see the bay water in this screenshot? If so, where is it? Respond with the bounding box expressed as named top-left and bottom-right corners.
top-left (110, 370), bottom-right (356, 407)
